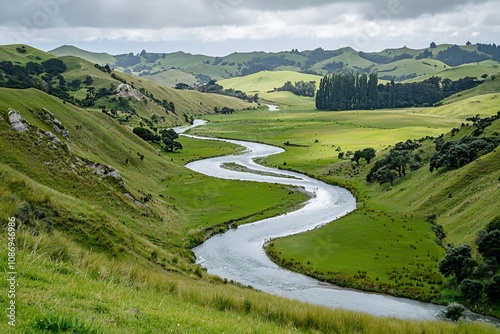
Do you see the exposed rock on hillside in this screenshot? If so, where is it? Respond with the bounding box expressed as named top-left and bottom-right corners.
top-left (116, 84), bottom-right (141, 100)
top-left (88, 162), bottom-right (126, 188)
top-left (45, 131), bottom-right (61, 144)
top-left (39, 108), bottom-right (70, 140)
top-left (8, 108), bottom-right (29, 133)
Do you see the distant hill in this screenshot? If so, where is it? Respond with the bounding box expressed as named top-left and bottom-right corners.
top-left (49, 43), bottom-right (500, 87)
top-left (50, 45), bottom-right (116, 66)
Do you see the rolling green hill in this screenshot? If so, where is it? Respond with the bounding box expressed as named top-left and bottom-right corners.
top-left (50, 45), bottom-right (116, 65)
top-left (2, 43), bottom-right (500, 332)
top-left (49, 43), bottom-right (500, 87)
top-left (406, 61), bottom-right (500, 83)
top-left (1, 45), bottom-right (253, 129)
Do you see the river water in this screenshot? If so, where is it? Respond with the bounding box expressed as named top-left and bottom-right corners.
top-left (175, 121), bottom-right (498, 323)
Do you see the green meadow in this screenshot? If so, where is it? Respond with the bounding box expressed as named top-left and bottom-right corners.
top-left (190, 90), bottom-right (500, 307)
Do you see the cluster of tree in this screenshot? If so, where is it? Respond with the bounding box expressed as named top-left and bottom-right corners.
top-left (316, 72), bottom-right (482, 110)
top-left (302, 48), bottom-right (343, 69)
top-left (16, 46), bottom-right (27, 53)
top-left (436, 45), bottom-right (489, 66)
top-left (322, 61), bottom-right (345, 73)
top-left (438, 216), bottom-right (500, 307)
top-left (351, 148), bottom-right (376, 164)
top-left (175, 83), bottom-right (191, 90)
top-left (80, 85), bottom-right (117, 107)
top-left (366, 140), bottom-right (422, 186)
top-left (415, 49), bottom-right (433, 60)
top-left (197, 79), bottom-right (258, 103)
top-left (132, 127), bottom-right (182, 152)
top-left (94, 63), bottom-right (112, 73)
top-left (213, 106), bottom-right (235, 114)
top-left (358, 51), bottom-right (413, 64)
top-left (276, 80), bottom-right (316, 97)
top-left (114, 53), bottom-right (142, 67)
top-left (476, 43), bottom-right (500, 62)
top-left (138, 49), bottom-right (165, 63)
top-left (430, 135), bottom-right (500, 172)
top-left (240, 56), bottom-right (296, 76)
top-left (316, 72), bottom-right (379, 110)
top-left (430, 113), bottom-right (500, 172)
top-left (377, 76), bottom-right (481, 108)
top-left (0, 58), bottom-right (69, 99)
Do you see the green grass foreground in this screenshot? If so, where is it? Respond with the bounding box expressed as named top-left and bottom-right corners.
top-left (1, 230), bottom-right (498, 334)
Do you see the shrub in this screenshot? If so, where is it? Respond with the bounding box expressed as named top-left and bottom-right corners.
top-left (459, 279), bottom-right (483, 302)
top-left (34, 314), bottom-right (99, 333)
top-left (444, 302), bottom-right (466, 321)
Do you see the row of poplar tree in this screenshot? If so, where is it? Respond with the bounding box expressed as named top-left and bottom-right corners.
top-left (315, 72), bottom-right (482, 110)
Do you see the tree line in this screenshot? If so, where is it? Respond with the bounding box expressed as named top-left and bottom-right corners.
top-left (316, 72), bottom-right (482, 110)
top-left (276, 80), bottom-right (316, 97)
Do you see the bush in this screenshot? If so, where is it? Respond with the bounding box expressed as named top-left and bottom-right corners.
top-left (485, 275), bottom-right (500, 302)
top-left (34, 314), bottom-right (99, 333)
top-left (486, 215), bottom-right (500, 232)
top-left (459, 279), bottom-right (483, 302)
top-left (132, 127), bottom-right (160, 142)
top-left (444, 302), bottom-right (466, 321)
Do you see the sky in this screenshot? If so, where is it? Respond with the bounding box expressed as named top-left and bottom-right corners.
top-left (0, 0), bottom-right (499, 56)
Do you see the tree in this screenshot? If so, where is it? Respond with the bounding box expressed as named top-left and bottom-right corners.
top-left (41, 58), bottom-right (67, 76)
top-left (372, 167), bottom-right (397, 186)
top-left (478, 230), bottom-right (500, 262)
top-left (161, 129), bottom-right (182, 152)
top-left (387, 150), bottom-right (411, 177)
top-left (439, 245), bottom-right (474, 282)
top-left (485, 275), bottom-right (500, 302)
top-left (361, 148), bottom-right (376, 164)
top-left (175, 83), bottom-right (189, 90)
top-left (352, 150), bottom-right (363, 164)
top-left (133, 127), bottom-right (160, 142)
top-left (459, 279), bottom-right (483, 302)
top-left (486, 216), bottom-right (500, 232)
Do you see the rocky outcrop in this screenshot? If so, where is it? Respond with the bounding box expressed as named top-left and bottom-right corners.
top-left (88, 162), bottom-right (126, 188)
top-left (45, 131), bottom-right (61, 144)
top-left (39, 108), bottom-right (70, 140)
top-left (116, 84), bottom-right (141, 100)
top-left (8, 108), bottom-right (29, 133)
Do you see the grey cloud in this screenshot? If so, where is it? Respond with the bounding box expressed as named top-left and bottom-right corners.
top-left (0, 0), bottom-right (493, 30)
top-left (218, 0), bottom-right (492, 19)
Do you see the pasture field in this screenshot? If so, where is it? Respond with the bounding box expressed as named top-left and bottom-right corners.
top-left (190, 94), bottom-right (500, 305)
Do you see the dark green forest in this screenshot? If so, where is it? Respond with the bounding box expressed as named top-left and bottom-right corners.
top-left (315, 72), bottom-right (483, 110)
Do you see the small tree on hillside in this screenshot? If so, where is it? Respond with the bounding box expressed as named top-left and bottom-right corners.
top-left (478, 230), bottom-right (500, 262)
top-left (439, 245), bottom-right (475, 283)
top-left (161, 129), bottom-right (183, 152)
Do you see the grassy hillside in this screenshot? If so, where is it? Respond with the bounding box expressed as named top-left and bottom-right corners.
top-left (2, 45), bottom-right (253, 128)
top-left (50, 45), bottom-right (116, 65)
top-left (147, 68), bottom-right (198, 87)
top-left (442, 75), bottom-right (500, 105)
top-left (219, 70), bottom-right (322, 93)
top-left (49, 43), bottom-right (500, 86)
top-left (406, 61), bottom-right (500, 83)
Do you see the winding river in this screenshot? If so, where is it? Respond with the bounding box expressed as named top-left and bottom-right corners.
top-left (175, 120), bottom-right (497, 323)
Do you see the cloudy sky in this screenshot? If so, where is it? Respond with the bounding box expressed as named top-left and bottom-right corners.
top-left (0, 0), bottom-right (499, 56)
